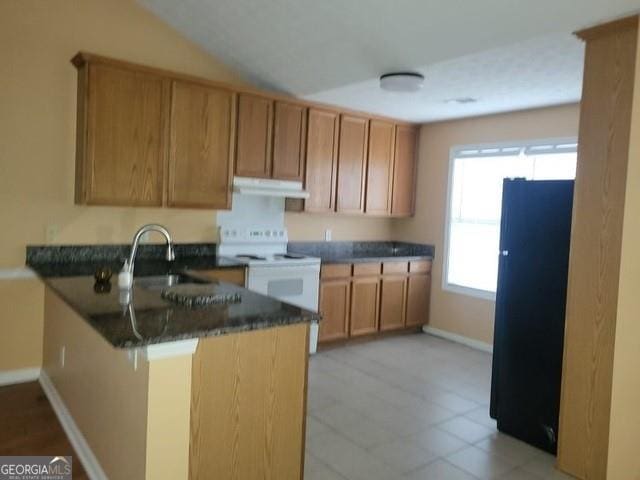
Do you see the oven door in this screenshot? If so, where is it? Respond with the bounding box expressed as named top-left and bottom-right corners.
top-left (247, 264), bottom-right (320, 312)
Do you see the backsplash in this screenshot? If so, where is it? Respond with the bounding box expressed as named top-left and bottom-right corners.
top-left (287, 241), bottom-right (434, 261)
top-left (26, 243), bottom-right (218, 264)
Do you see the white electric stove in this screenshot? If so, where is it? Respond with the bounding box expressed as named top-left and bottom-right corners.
top-left (217, 227), bottom-right (320, 354)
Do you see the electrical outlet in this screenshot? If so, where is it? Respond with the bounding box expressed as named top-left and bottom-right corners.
top-left (324, 229), bottom-right (332, 241)
top-left (60, 345), bottom-right (65, 368)
top-left (46, 224), bottom-right (59, 244)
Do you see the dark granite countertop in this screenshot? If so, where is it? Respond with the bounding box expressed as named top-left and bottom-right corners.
top-left (288, 241), bottom-right (434, 264)
top-left (40, 273), bottom-right (319, 349)
top-left (27, 243), bottom-right (318, 349)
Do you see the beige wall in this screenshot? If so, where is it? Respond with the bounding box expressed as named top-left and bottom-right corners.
top-left (394, 104), bottom-right (580, 344)
top-left (0, 278), bottom-right (44, 371)
top-left (0, 0), bottom-right (392, 372)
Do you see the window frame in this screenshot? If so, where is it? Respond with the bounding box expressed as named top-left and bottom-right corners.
top-left (442, 137), bottom-right (578, 301)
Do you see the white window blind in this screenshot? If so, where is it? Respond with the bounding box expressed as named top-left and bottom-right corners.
top-left (444, 140), bottom-right (577, 298)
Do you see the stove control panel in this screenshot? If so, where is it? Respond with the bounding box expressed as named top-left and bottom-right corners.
top-left (219, 227), bottom-right (288, 244)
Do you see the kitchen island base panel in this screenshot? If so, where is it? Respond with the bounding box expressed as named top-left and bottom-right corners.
top-left (190, 323), bottom-right (309, 480)
top-left (43, 287), bottom-right (194, 480)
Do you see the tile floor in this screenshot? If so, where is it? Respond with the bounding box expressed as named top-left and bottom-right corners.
top-left (305, 333), bottom-right (573, 480)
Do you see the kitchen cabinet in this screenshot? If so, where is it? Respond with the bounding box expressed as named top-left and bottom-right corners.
top-left (318, 278), bottom-right (351, 342)
top-left (391, 125), bottom-right (419, 217)
top-left (272, 101), bottom-right (307, 181)
top-left (337, 115), bottom-right (369, 213)
top-left (235, 93), bottom-right (273, 178)
top-left (365, 120), bottom-right (395, 215)
top-left (380, 276), bottom-right (407, 331)
top-left (304, 109), bottom-right (340, 212)
top-left (318, 259), bottom-right (431, 344)
top-left (72, 53), bottom-right (419, 216)
top-left (74, 61), bottom-right (168, 206)
top-left (350, 276), bottom-right (380, 336)
top-left (168, 81), bottom-right (235, 209)
top-left (406, 271), bottom-right (431, 327)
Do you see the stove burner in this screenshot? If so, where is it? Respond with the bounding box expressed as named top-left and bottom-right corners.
top-left (274, 253), bottom-right (306, 260)
top-left (235, 254), bottom-right (267, 260)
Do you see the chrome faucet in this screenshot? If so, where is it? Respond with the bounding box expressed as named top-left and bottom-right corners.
top-left (125, 224), bottom-right (175, 277)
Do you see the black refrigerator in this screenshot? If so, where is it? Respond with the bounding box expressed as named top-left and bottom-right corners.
top-left (490, 178), bottom-right (574, 454)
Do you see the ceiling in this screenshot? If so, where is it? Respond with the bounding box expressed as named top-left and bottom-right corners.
top-left (139, 0), bottom-right (640, 122)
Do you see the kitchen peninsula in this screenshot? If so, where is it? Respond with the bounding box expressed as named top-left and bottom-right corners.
top-left (28, 244), bottom-right (318, 480)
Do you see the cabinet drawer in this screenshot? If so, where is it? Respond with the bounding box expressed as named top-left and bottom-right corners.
top-left (410, 260), bottom-right (432, 274)
top-left (352, 263), bottom-right (381, 276)
top-left (382, 261), bottom-right (408, 275)
top-left (321, 263), bottom-right (351, 279)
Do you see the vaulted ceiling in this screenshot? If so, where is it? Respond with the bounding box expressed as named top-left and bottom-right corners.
top-left (139, 0), bottom-right (640, 121)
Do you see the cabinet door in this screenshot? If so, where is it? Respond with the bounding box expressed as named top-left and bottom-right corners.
top-left (406, 274), bottom-right (431, 327)
top-left (319, 279), bottom-right (350, 342)
top-left (365, 120), bottom-right (395, 215)
top-left (350, 277), bottom-right (380, 336)
top-left (380, 276), bottom-right (407, 331)
top-left (83, 63), bottom-right (168, 206)
top-left (391, 125), bottom-right (418, 216)
top-left (168, 81), bottom-right (234, 209)
top-left (272, 101), bottom-right (307, 181)
top-left (305, 109), bottom-right (339, 212)
top-left (235, 93), bottom-right (273, 178)
top-left (337, 115), bottom-right (368, 213)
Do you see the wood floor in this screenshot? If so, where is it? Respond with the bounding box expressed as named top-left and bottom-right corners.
top-left (0, 381), bottom-right (88, 479)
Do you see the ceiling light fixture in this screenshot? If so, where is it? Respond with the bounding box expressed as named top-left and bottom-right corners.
top-left (380, 72), bottom-right (424, 92)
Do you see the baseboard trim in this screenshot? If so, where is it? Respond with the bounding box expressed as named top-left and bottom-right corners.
top-left (422, 325), bottom-right (493, 353)
top-left (39, 371), bottom-right (108, 480)
top-left (0, 367), bottom-right (41, 386)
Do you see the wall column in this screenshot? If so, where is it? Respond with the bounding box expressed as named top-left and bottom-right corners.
top-left (558, 15), bottom-right (640, 480)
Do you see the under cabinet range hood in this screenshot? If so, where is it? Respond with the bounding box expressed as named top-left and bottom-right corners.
top-left (233, 177), bottom-right (310, 199)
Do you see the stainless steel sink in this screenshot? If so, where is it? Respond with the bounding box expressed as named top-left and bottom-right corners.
top-left (134, 274), bottom-right (208, 291)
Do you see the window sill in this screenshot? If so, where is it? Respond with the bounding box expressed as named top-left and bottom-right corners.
top-left (443, 283), bottom-right (496, 302)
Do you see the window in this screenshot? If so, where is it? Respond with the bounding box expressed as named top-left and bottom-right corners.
top-left (444, 139), bottom-right (577, 299)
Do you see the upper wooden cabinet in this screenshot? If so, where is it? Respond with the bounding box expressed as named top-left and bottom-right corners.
top-left (72, 53), bottom-right (419, 215)
top-left (235, 93), bottom-right (273, 178)
top-left (76, 62), bottom-right (168, 206)
top-left (304, 109), bottom-right (339, 212)
top-left (235, 96), bottom-right (307, 182)
top-left (365, 120), bottom-right (395, 215)
top-left (391, 125), bottom-right (419, 217)
top-left (73, 54), bottom-right (235, 209)
top-left (272, 101), bottom-right (307, 181)
top-left (168, 81), bottom-right (235, 209)
top-left (337, 115), bottom-right (369, 214)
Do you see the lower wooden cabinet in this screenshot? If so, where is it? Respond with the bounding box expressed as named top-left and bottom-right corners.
top-left (350, 277), bottom-right (380, 336)
top-left (380, 276), bottom-right (407, 331)
top-left (318, 279), bottom-right (351, 341)
top-left (406, 273), bottom-right (431, 327)
top-left (318, 260), bottom-right (432, 344)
